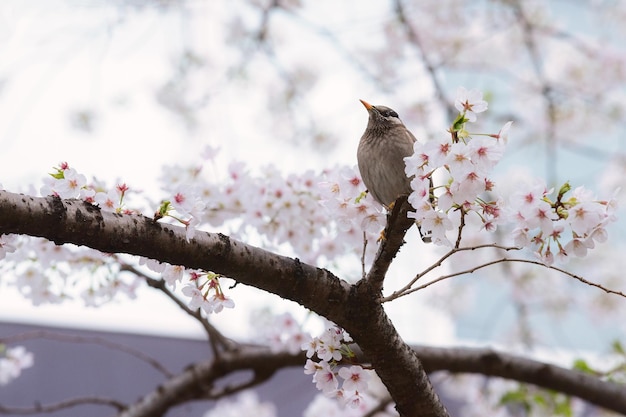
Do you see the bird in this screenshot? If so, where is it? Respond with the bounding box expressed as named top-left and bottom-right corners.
top-left (357, 99), bottom-right (430, 242)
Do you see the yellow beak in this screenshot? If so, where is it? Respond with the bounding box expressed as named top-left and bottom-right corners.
top-left (359, 99), bottom-right (373, 110)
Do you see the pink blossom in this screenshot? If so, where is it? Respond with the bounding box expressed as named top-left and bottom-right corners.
top-left (454, 87), bottom-right (488, 122)
top-left (338, 365), bottom-right (370, 392)
top-left (0, 234), bottom-right (17, 260)
top-left (313, 362), bottom-right (338, 393)
top-left (304, 359), bottom-right (320, 375)
top-left (0, 346), bottom-right (34, 385)
top-left (207, 293), bottom-right (235, 314)
top-left (419, 210), bottom-right (454, 246)
top-left (162, 265), bottom-right (185, 289)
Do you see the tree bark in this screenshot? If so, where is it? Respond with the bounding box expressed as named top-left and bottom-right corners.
top-left (0, 191), bottom-right (448, 417)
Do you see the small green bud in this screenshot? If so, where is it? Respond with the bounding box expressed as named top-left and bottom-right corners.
top-left (355, 191), bottom-right (368, 204)
top-left (557, 181), bottom-right (571, 200)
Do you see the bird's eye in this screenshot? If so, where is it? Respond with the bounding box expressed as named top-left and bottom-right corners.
top-left (382, 110), bottom-right (399, 118)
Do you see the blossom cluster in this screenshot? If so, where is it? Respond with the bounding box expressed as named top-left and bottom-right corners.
top-left (0, 235), bottom-right (139, 306)
top-left (253, 312), bottom-right (394, 415)
top-left (41, 162), bottom-right (133, 214)
top-left (258, 312), bottom-right (312, 355)
top-left (0, 345), bottom-right (33, 385)
top-left (0, 87), bottom-right (616, 315)
top-left (3, 156), bottom-right (382, 310)
top-left (302, 326), bottom-right (370, 409)
top-left (140, 259), bottom-right (235, 315)
top-left (404, 87), bottom-right (616, 263)
top-left (404, 87), bottom-right (510, 246)
top-left (159, 151), bottom-right (383, 266)
top-left (317, 166), bottom-right (386, 263)
top-left (303, 392), bottom-right (399, 417)
top-left (508, 181), bottom-right (617, 264)
top-left (0, 234), bottom-right (17, 260)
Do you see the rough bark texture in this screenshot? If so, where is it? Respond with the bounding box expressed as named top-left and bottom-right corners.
top-left (0, 191), bottom-right (448, 417)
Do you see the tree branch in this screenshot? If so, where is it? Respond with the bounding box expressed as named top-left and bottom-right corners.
top-left (393, 0), bottom-right (456, 120)
top-left (365, 196), bottom-right (415, 292)
top-left (0, 330), bottom-right (172, 378)
top-left (0, 191), bottom-right (446, 417)
top-left (0, 191), bottom-right (351, 324)
top-left (120, 263), bottom-right (237, 356)
top-left (415, 345), bottom-right (626, 415)
top-left (114, 344), bottom-right (626, 417)
top-left (0, 397), bottom-right (125, 415)
top-left (402, 257), bottom-right (626, 299)
top-left (383, 244), bottom-right (520, 302)
top-left (115, 346), bottom-right (294, 417)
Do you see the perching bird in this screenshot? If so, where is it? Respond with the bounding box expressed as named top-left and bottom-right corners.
top-left (357, 99), bottom-right (430, 242)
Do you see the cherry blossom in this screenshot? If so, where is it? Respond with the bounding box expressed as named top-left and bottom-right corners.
top-left (162, 265), bottom-right (185, 289)
top-left (179, 273), bottom-right (235, 315)
top-left (454, 87), bottom-right (488, 122)
top-left (203, 391), bottom-right (276, 417)
top-left (41, 165), bottom-right (87, 199)
top-left (338, 365), bottom-right (370, 392)
top-left (95, 189), bottom-right (124, 213)
top-left (313, 361), bottom-right (339, 393)
top-left (0, 234), bottom-right (17, 260)
top-left (0, 346), bottom-right (34, 386)
top-left (401, 90), bottom-right (617, 262)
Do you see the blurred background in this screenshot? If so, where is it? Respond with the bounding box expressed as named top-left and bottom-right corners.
top-left (0, 0), bottom-right (625, 415)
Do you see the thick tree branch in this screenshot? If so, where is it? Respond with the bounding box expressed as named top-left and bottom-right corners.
top-left (115, 344), bottom-right (626, 417)
top-left (115, 346), bottom-right (291, 417)
top-left (0, 191), bottom-right (351, 324)
top-left (365, 196), bottom-right (414, 292)
top-left (346, 280), bottom-right (449, 417)
top-left (416, 345), bottom-right (626, 414)
top-left (0, 191), bottom-right (446, 417)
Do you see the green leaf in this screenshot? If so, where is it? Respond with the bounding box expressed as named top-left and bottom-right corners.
top-left (49, 168), bottom-right (65, 180)
top-left (451, 113), bottom-right (468, 132)
top-left (572, 358), bottom-right (596, 374)
top-left (499, 388), bottom-right (531, 413)
top-left (612, 340), bottom-right (625, 355)
top-left (557, 181), bottom-right (571, 200)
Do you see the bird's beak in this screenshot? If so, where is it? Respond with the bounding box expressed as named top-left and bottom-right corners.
top-left (359, 99), bottom-right (373, 111)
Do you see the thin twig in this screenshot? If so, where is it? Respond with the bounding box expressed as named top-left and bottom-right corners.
top-left (454, 209), bottom-right (466, 249)
top-left (393, 257), bottom-right (626, 300)
top-left (120, 263), bottom-right (237, 356)
top-left (361, 231), bottom-right (368, 280)
top-left (383, 244), bottom-right (520, 302)
top-left (0, 330), bottom-right (172, 378)
top-left (0, 396), bottom-right (125, 415)
top-left (204, 368), bottom-right (276, 401)
top-left (393, 0), bottom-right (456, 120)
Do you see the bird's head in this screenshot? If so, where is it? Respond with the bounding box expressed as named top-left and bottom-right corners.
top-left (359, 99), bottom-right (405, 135)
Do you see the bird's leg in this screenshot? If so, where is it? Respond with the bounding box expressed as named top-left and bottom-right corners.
top-left (376, 201), bottom-right (396, 243)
